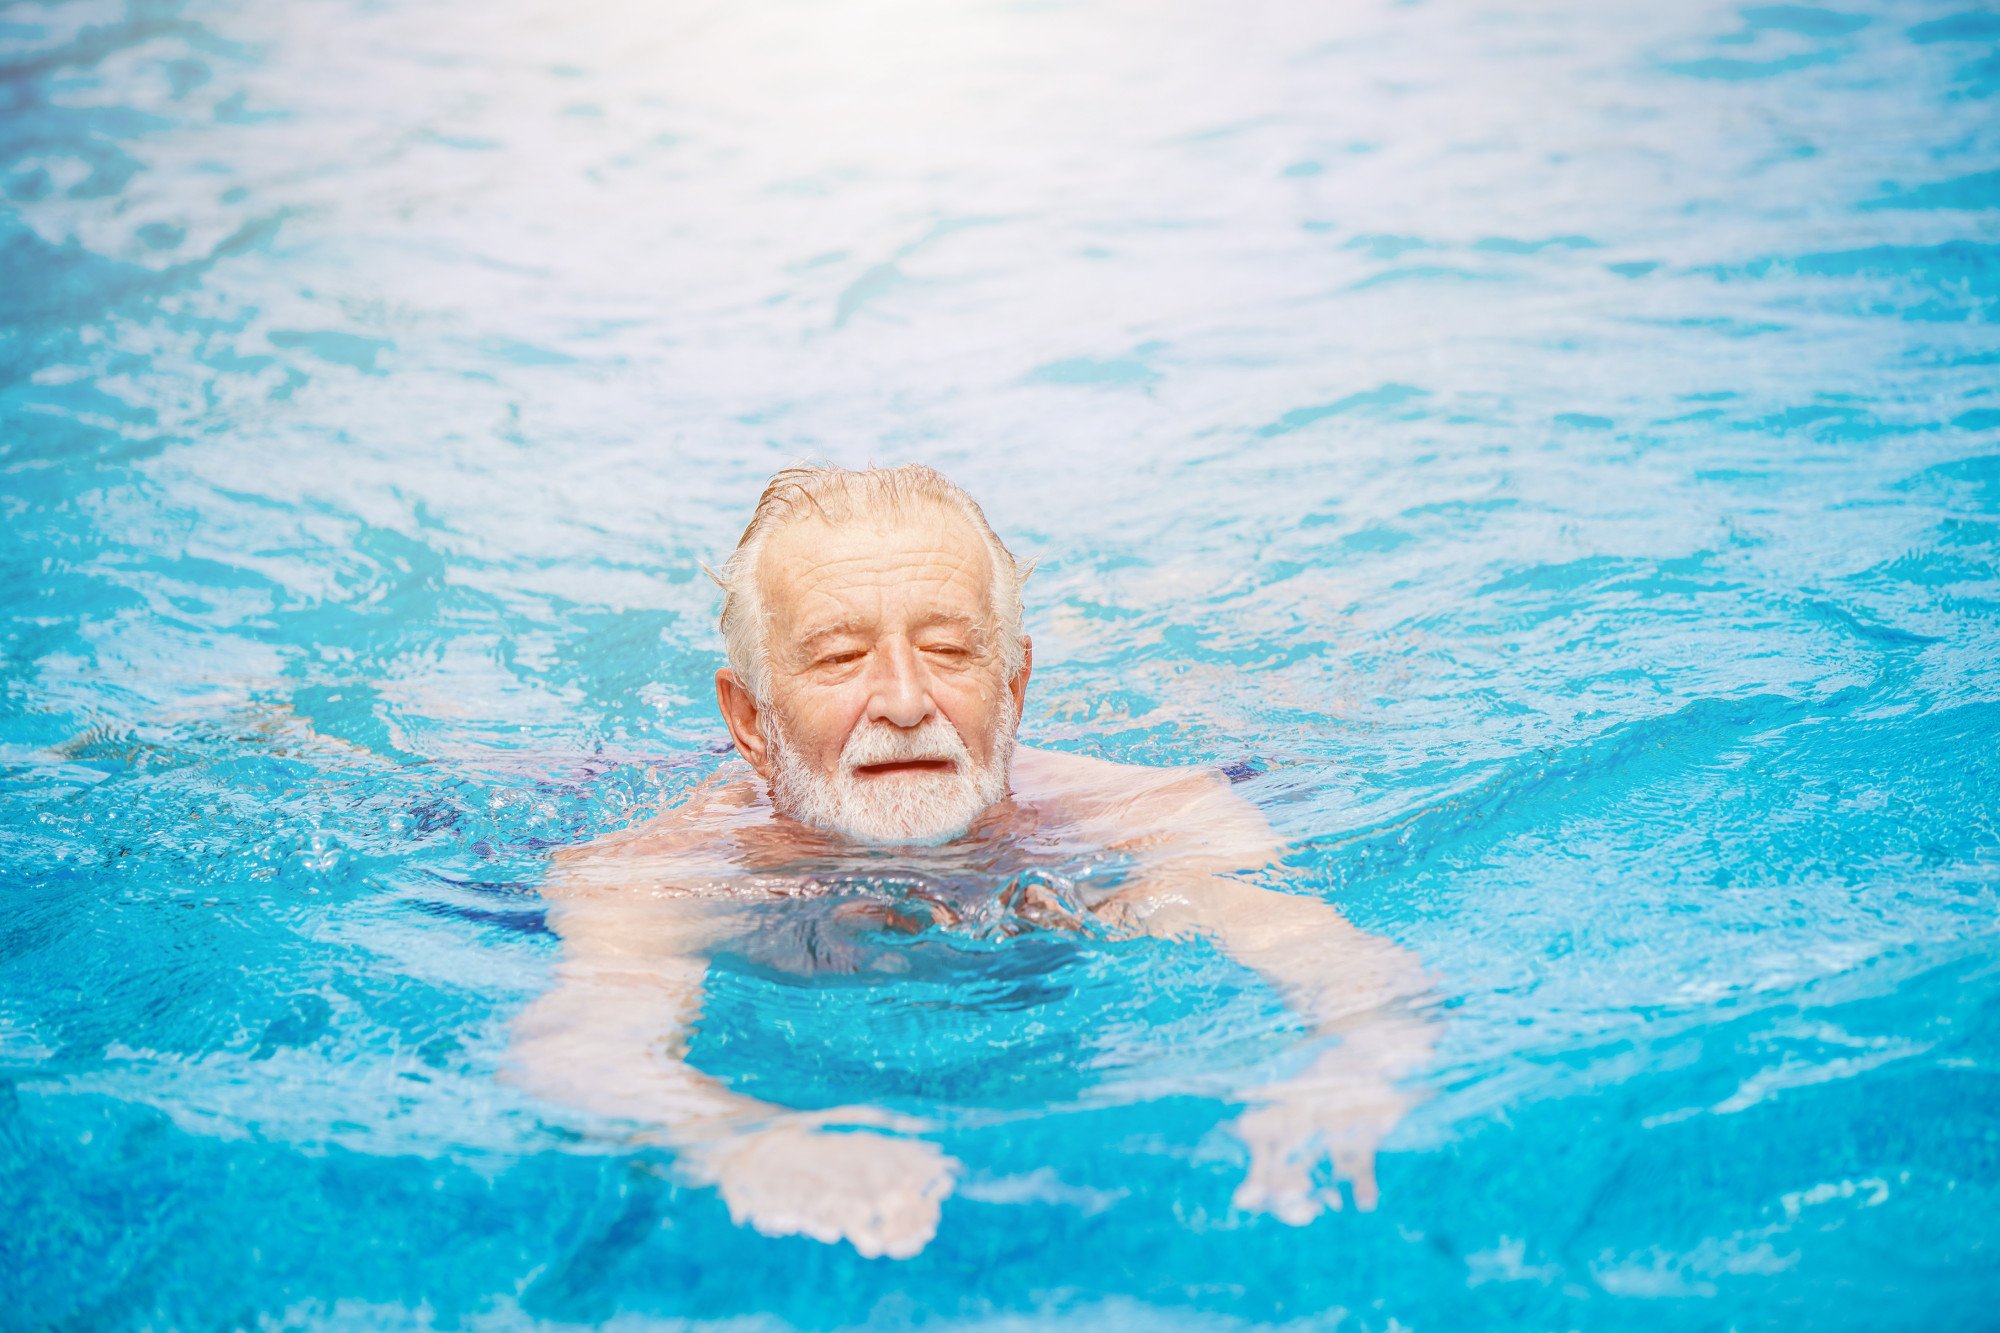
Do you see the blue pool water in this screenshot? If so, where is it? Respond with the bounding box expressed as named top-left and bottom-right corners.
top-left (4, 0), bottom-right (1999, 1325)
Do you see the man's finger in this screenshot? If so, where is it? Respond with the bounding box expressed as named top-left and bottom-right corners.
top-left (1337, 1145), bottom-right (1380, 1212)
top-left (1234, 1154), bottom-right (1322, 1226)
top-left (1268, 1187), bottom-right (1322, 1226)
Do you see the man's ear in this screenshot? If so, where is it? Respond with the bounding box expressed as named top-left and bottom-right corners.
top-left (715, 668), bottom-right (774, 778)
top-left (1008, 637), bottom-right (1032, 731)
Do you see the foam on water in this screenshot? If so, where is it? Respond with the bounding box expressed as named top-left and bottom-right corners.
top-left (2, 0), bottom-right (1998, 1326)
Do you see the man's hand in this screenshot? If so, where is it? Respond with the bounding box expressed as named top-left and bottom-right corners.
top-left (680, 1114), bottom-right (960, 1260)
top-left (1227, 1061), bottom-right (1417, 1223)
top-left (1085, 769), bottom-right (1437, 1225)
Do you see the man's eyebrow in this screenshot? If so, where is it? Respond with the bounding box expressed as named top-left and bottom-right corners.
top-left (790, 612), bottom-right (986, 655)
top-left (793, 621), bottom-right (866, 653)
top-left (910, 611), bottom-right (981, 635)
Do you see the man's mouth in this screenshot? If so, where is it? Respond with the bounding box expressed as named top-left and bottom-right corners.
top-left (851, 759), bottom-right (957, 778)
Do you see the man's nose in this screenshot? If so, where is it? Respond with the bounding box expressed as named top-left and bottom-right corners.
top-left (865, 638), bottom-right (935, 729)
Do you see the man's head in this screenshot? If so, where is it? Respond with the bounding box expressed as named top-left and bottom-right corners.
top-left (710, 465), bottom-right (1031, 845)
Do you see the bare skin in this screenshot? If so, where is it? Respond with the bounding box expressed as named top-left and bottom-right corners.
top-left (509, 505), bottom-right (1436, 1258)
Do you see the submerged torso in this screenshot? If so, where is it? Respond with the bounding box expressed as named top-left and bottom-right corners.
top-left (687, 881), bottom-right (1304, 1113)
top-left (548, 746), bottom-right (1296, 1111)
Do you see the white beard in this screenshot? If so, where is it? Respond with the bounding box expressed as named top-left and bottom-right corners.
top-left (766, 704), bottom-right (1015, 846)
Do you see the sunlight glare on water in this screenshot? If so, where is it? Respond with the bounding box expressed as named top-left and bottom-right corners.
top-left (2, 0), bottom-right (1998, 1325)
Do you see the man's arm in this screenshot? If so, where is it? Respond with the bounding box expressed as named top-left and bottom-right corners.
top-left (1098, 770), bottom-right (1438, 1219)
top-left (508, 855), bottom-right (765, 1131)
top-left (506, 787), bottom-right (958, 1260)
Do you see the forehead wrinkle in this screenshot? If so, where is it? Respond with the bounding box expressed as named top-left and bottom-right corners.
top-left (756, 517), bottom-right (998, 631)
top-left (796, 607), bottom-right (977, 638)
top-left (781, 559), bottom-right (984, 622)
top-left (771, 538), bottom-right (988, 579)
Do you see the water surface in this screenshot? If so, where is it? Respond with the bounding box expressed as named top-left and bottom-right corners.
top-left (3, 0), bottom-right (1998, 1326)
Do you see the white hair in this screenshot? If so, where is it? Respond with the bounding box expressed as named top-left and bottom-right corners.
top-left (709, 464), bottom-right (1029, 703)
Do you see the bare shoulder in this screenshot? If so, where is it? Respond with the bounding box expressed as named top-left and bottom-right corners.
top-left (1010, 745), bottom-right (1273, 864)
top-left (1012, 744), bottom-right (1238, 805)
top-left (544, 764), bottom-right (764, 898)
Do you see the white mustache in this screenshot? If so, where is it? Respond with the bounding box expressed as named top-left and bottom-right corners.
top-left (765, 697), bottom-right (1016, 844)
top-left (841, 717), bottom-right (969, 770)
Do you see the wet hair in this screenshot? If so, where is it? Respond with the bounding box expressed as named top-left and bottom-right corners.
top-left (709, 464), bottom-right (1029, 703)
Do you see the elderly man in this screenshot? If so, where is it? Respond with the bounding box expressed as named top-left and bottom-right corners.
top-left (511, 464), bottom-right (1433, 1259)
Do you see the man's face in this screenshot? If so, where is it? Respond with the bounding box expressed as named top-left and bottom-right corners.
top-left (725, 505), bottom-right (1027, 844)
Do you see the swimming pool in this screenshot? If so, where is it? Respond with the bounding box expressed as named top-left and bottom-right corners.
top-left (3, 0), bottom-right (1997, 1324)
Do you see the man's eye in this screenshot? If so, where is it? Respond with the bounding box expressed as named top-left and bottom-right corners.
top-left (921, 644), bottom-right (968, 658)
top-left (819, 651), bottom-right (864, 667)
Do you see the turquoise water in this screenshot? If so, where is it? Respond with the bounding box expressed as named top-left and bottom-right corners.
top-left (4, 0), bottom-right (1999, 1324)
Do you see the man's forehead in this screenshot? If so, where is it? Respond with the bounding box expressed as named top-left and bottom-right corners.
top-left (756, 507), bottom-right (995, 625)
